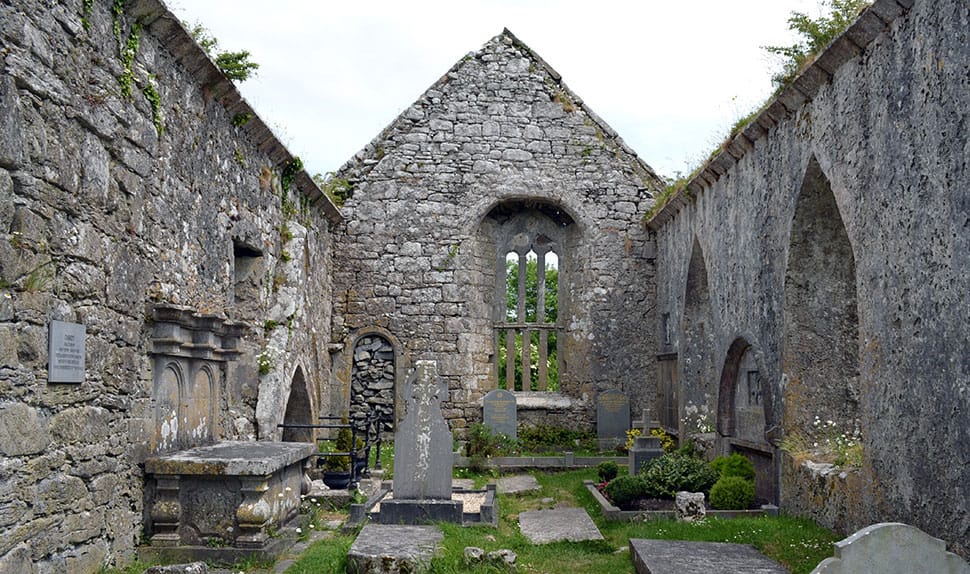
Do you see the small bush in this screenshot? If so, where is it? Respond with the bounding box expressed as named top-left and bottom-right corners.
top-left (709, 475), bottom-right (756, 510)
top-left (639, 453), bottom-right (720, 498)
top-left (711, 453), bottom-right (755, 481)
top-left (596, 461), bottom-right (619, 483)
top-left (603, 475), bottom-right (646, 509)
top-left (466, 423), bottom-right (516, 471)
top-left (518, 425), bottom-right (592, 453)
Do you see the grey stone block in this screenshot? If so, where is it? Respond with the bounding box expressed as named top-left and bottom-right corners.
top-left (347, 524), bottom-right (442, 574)
top-left (631, 539), bottom-right (786, 574)
top-left (811, 523), bottom-right (970, 574)
top-left (518, 508), bottom-right (603, 544)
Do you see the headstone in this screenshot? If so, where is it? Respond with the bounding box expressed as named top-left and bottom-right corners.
top-left (675, 491), bottom-right (706, 522)
top-left (811, 523), bottom-right (970, 574)
top-left (391, 361), bottom-right (453, 500)
top-left (380, 361), bottom-right (463, 524)
top-left (629, 434), bottom-right (664, 475)
top-left (597, 389), bottom-right (630, 448)
top-left (483, 389), bottom-right (517, 439)
top-left (48, 320), bottom-right (86, 383)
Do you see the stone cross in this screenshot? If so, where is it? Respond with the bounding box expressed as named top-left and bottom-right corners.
top-left (391, 360), bottom-right (453, 500)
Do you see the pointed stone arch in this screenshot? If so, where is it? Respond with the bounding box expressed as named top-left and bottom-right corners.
top-left (680, 237), bottom-right (716, 435)
top-left (282, 366), bottom-right (314, 443)
top-left (782, 156), bottom-right (860, 437)
top-left (717, 336), bottom-right (777, 504)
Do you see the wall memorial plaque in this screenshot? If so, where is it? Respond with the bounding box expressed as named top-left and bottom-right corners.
top-left (48, 320), bottom-right (86, 383)
top-left (483, 389), bottom-right (517, 439)
top-left (597, 389), bottom-right (630, 443)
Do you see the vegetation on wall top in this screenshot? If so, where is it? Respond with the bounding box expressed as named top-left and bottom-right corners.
top-left (186, 21), bottom-right (260, 82)
top-left (646, 0), bottom-right (871, 222)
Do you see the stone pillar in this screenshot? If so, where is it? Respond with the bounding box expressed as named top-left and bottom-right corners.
top-left (235, 475), bottom-right (272, 548)
top-left (149, 475), bottom-right (181, 547)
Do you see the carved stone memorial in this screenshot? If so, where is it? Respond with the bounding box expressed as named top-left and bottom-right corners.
top-left (48, 320), bottom-right (86, 383)
top-left (483, 389), bottom-right (517, 439)
top-left (380, 360), bottom-right (462, 524)
top-left (597, 389), bottom-right (630, 448)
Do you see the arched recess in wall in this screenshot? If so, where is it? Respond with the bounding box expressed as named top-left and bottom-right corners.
top-left (186, 363), bottom-right (217, 448)
top-left (350, 333), bottom-right (397, 433)
top-left (681, 237), bottom-right (716, 435)
top-left (717, 337), bottom-right (777, 504)
top-left (480, 200), bottom-right (578, 395)
top-left (153, 361), bottom-right (184, 453)
top-left (782, 156), bottom-right (860, 437)
top-left (282, 366), bottom-right (314, 443)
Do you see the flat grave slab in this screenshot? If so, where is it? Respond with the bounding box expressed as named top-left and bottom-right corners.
top-left (630, 539), bottom-right (786, 574)
top-left (496, 474), bottom-right (540, 495)
top-left (347, 524), bottom-right (442, 574)
top-left (518, 508), bottom-right (603, 544)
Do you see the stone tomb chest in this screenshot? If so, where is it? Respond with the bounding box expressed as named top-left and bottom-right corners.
top-left (144, 441), bottom-right (313, 551)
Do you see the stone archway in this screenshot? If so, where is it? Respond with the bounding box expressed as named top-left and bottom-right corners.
top-left (717, 337), bottom-right (776, 504)
top-left (782, 156), bottom-right (860, 437)
top-left (350, 335), bottom-right (396, 432)
top-left (680, 238), bottom-right (717, 436)
top-left (282, 366), bottom-right (313, 443)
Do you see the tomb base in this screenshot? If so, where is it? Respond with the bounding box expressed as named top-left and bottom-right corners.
top-left (376, 498), bottom-right (464, 525)
top-left (142, 441), bottom-right (314, 563)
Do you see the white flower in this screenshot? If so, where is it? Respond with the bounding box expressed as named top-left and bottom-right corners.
top-left (296, 527), bottom-right (302, 534)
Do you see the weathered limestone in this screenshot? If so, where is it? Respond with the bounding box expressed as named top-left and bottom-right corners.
top-left (331, 28), bottom-right (663, 432)
top-left (518, 508), bottom-right (603, 544)
top-left (650, 0), bottom-right (969, 552)
top-left (0, 0), bottom-right (338, 570)
top-left (347, 524), bottom-right (442, 574)
top-left (812, 523), bottom-right (970, 574)
top-left (675, 491), bottom-right (706, 522)
top-left (630, 539), bottom-right (787, 574)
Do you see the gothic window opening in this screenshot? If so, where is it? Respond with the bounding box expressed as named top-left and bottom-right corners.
top-left (488, 202), bottom-right (571, 393)
top-left (497, 250), bottom-right (559, 390)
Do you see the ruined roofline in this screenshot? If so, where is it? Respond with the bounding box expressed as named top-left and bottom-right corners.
top-left (644, 0), bottom-right (913, 232)
top-left (335, 28), bottom-right (664, 189)
top-left (127, 0), bottom-right (342, 225)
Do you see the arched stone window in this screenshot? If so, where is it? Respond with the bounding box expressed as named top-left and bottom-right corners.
top-left (488, 201), bottom-right (571, 392)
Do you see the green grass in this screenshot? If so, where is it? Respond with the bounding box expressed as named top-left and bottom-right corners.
top-left (283, 532), bottom-right (356, 573)
top-left (282, 467), bottom-right (836, 574)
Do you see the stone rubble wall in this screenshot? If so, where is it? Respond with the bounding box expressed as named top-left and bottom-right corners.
top-left (651, 0), bottom-right (969, 555)
top-left (0, 1), bottom-right (337, 571)
top-left (332, 30), bottom-right (663, 434)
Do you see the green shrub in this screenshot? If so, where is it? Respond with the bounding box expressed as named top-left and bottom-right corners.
top-left (709, 475), bottom-right (756, 510)
top-left (603, 475), bottom-right (646, 509)
top-left (711, 453), bottom-right (755, 481)
top-left (639, 453), bottom-right (720, 498)
top-left (596, 461), bottom-right (619, 483)
top-left (518, 425), bottom-right (592, 453)
top-left (466, 423), bottom-right (516, 471)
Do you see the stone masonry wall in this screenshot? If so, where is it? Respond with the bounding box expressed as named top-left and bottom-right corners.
top-left (651, 0), bottom-right (969, 555)
top-left (332, 30), bottom-right (664, 434)
top-left (0, 1), bottom-right (338, 572)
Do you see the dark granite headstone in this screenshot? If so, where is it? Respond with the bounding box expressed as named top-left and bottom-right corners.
top-left (48, 320), bottom-right (86, 383)
top-left (391, 360), bottom-right (453, 500)
top-left (483, 389), bottom-right (517, 439)
top-left (597, 389), bottom-right (630, 446)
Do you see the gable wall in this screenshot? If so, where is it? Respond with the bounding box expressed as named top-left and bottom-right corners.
top-left (332, 32), bottom-right (663, 432)
top-left (652, 0), bottom-right (969, 554)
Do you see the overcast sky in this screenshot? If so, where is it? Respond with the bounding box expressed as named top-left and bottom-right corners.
top-left (168, 1), bottom-right (820, 179)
